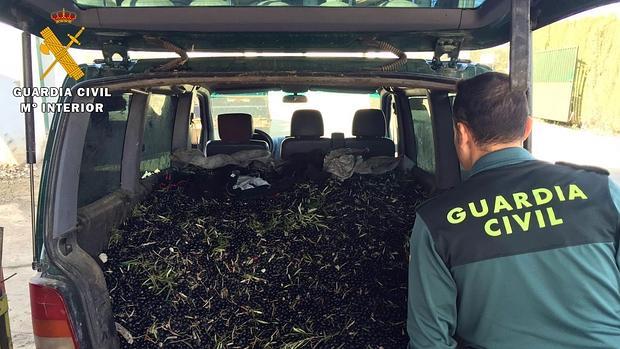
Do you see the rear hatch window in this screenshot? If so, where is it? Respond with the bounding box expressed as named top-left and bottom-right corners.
top-left (2, 0), bottom-right (609, 52)
top-left (210, 91), bottom-right (381, 139)
top-left (76, 0), bottom-right (485, 7)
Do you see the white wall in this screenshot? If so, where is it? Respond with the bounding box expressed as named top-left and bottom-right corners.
top-left (0, 23), bottom-right (53, 164)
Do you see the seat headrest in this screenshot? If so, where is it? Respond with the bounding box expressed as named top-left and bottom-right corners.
top-left (352, 109), bottom-right (387, 137)
top-left (218, 113), bottom-right (253, 142)
top-left (291, 109), bottom-right (324, 137)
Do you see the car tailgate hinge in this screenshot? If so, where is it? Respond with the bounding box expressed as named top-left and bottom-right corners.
top-left (431, 38), bottom-right (463, 71)
top-left (100, 41), bottom-right (131, 69)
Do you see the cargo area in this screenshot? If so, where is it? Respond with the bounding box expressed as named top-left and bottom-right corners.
top-left (102, 158), bottom-right (430, 348)
top-left (30, 74), bottom-right (456, 349)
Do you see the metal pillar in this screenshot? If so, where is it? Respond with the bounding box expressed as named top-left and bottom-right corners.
top-left (510, 0), bottom-right (532, 150)
top-left (21, 31), bottom-right (38, 270)
top-left (510, 0), bottom-right (530, 92)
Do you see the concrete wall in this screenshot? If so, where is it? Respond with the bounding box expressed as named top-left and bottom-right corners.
top-left (532, 15), bottom-right (620, 133)
top-left (465, 8), bottom-right (620, 134)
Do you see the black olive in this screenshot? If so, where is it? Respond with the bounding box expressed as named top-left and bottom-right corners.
top-left (105, 169), bottom-right (428, 349)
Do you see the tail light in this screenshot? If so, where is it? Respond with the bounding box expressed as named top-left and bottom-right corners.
top-left (30, 283), bottom-right (79, 349)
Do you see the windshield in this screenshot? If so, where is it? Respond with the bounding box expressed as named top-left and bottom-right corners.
top-left (210, 91), bottom-right (381, 139)
top-left (77, 0), bottom-right (485, 8)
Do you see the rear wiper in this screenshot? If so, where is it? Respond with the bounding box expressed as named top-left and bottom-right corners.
top-left (144, 36), bottom-right (189, 72)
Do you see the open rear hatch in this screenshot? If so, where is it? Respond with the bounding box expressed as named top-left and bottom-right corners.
top-left (2, 0), bottom-right (616, 271)
top-left (0, 0), bottom-right (615, 54)
top-left (2, 1), bottom-right (618, 348)
top-left (2, 0), bottom-right (615, 271)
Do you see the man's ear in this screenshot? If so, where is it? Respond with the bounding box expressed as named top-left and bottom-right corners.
top-left (455, 122), bottom-right (471, 146)
top-left (523, 117), bottom-right (533, 140)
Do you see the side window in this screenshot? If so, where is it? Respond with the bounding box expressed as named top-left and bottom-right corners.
top-left (388, 95), bottom-right (399, 156)
top-left (190, 94), bottom-right (203, 148)
top-left (77, 93), bottom-right (131, 207)
top-left (409, 96), bottom-right (436, 173)
top-left (140, 94), bottom-right (177, 174)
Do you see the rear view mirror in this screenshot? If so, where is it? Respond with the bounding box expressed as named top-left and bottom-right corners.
top-left (282, 94), bottom-right (308, 103)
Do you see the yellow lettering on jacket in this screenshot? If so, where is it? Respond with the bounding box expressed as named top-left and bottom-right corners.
top-left (554, 186), bottom-right (566, 201)
top-left (513, 192), bottom-right (533, 209)
top-left (547, 207), bottom-right (564, 226)
top-left (443, 184), bottom-right (583, 237)
top-left (534, 209), bottom-right (546, 228)
top-left (494, 195), bottom-right (514, 213)
top-left (447, 207), bottom-right (466, 224)
top-left (532, 188), bottom-right (553, 205)
top-left (502, 216), bottom-right (513, 235)
top-left (485, 218), bottom-right (501, 237)
top-left (512, 212), bottom-right (531, 231)
top-left (568, 184), bottom-right (588, 200)
top-left (469, 200), bottom-right (489, 218)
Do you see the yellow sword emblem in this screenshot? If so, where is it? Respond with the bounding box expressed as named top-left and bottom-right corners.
top-left (39, 26), bottom-right (86, 80)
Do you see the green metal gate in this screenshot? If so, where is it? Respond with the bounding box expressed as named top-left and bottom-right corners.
top-left (532, 47), bottom-right (579, 123)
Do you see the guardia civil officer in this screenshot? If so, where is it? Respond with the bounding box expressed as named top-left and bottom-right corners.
top-left (407, 72), bottom-right (620, 349)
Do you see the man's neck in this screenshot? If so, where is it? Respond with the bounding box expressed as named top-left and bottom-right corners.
top-left (471, 142), bottom-right (524, 168)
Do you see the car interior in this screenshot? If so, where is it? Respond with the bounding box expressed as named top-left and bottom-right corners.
top-left (31, 72), bottom-right (464, 349)
top-left (279, 109), bottom-right (332, 159)
top-left (70, 78), bottom-right (461, 255)
top-left (205, 107), bottom-right (395, 160)
top-left (205, 113), bottom-right (270, 156)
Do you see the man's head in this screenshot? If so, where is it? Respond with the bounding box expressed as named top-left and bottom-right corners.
top-left (452, 72), bottom-right (532, 170)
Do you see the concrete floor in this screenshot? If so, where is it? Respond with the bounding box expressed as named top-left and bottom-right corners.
top-left (532, 120), bottom-right (620, 183)
top-left (1, 170), bottom-right (38, 349)
top-left (0, 121), bottom-right (618, 349)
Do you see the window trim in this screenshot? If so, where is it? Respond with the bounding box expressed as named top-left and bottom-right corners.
top-left (394, 90), bottom-right (416, 159)
top-left (139, 92), bottom-right (179, 175)
top-left (428, 90), bottom-right (461, 189)
top-left (121, 93), bottom-right (147, 194)
top-left (172, 92), bottom-right (193, 152)
top-left (204, 91), bottom-right (216, 143)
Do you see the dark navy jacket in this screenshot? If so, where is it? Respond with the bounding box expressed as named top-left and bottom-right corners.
top-left (407, 147), bottom-right (620, 349)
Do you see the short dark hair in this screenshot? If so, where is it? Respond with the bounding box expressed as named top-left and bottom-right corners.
top-left (453, 72), bottom-right (528, 145)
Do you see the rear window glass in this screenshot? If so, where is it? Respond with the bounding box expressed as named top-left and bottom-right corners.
top-left (210, 91), bottom-right (381, 139)
top-left (388, 94), bottom-right (399, 156)
top-left (140, 94), bottom-right (177, 175)
top-left (77, 94), bottom-right (131, 207)
top-left (76, 0), bottom-right (485, 8)
top-left (409, 96), bottom-right (435, 173)
top-left (190, 94), bottom-right (203, 148)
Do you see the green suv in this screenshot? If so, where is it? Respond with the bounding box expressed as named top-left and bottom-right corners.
top-left (0, 0), bottom-right (613, 348)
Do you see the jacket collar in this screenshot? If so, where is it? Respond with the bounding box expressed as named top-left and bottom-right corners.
top-left (464, 147), bottom-right (534, 180)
